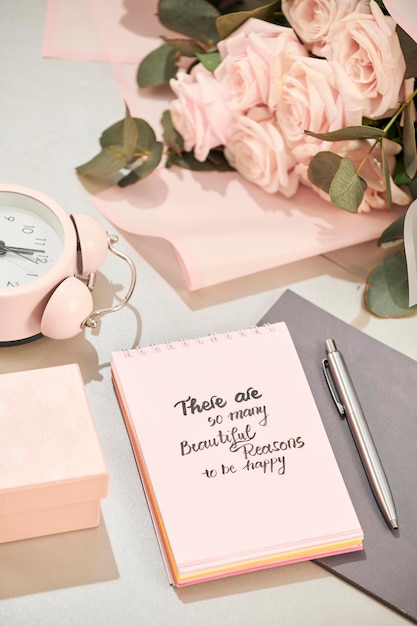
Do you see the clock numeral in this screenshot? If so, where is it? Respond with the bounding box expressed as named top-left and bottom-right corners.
top-left (3, 215), bottom-right (15, 222)
top-left (35, 255), bottom-right (48, 265)
top-left (22, 225), bottom-right (34, 235)
top-left (7, 281), bottom-right (19, 287)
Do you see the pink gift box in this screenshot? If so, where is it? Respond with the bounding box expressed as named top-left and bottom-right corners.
top-left (0, 363), bottom-right (109, 543)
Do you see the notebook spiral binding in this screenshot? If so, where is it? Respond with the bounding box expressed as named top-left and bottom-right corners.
top-left (121, 324), bottom-right (276, 358)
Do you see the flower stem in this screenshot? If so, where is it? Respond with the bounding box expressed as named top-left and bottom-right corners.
top-left (355, 88), bottom-right (417, 176)
top-left (383, 87), bottom-right (417, 134)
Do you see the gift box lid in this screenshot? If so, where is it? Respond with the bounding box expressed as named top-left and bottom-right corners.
top-left (0, 363), bottom-right (109, 515)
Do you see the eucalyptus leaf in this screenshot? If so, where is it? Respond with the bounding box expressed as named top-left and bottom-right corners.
top-left (168, 148), bottom-right (233, 171)
top-left (122, 105), bottom-right (139, 161)
top-left (403, 99), bottom-right (417, 179)
top-left (118, 141), bottom-right (164, 187)
top-left (162, 37), bottom-right (205, 57)
top-left (308, 151), bottom-right (342, 194)
top-left (101, 115), bottom-right (157, 154)
top-left (161, 110), bottom-right (184, 156)
top-left (77, 107), bottom-right (159, 178)
top-left (364, 251), bottom-right (417, 317)
top-left (158, 0), bottom-right (220, 45)
top-left (216, 1), bottom-right (279, 39)
top-left (410, 179), bottom-right (417, 198)
top-left (76, 146), bottom-right (127, 178)
top-left (381, 141), bottom-right (392, 208)
top-left (137, 44), bottom-right (180, 88)
top-left (397, 26), bottom-right (417, 79)
top-left (378, 215), bottom-right (405, 248)
top-left (304, 125), bottom-right (386, 142)
top-left (329, 157), bottom-right (366, 213)
top-left (133, 118), bottom-right (159, 154)
top-left (100, 121), bottom-right (124, 148)
top-left (208, 0), bottom-right (245, 9)
top-left (393, 157), bottom-right (413, 186)
top-left (196, 51), bottom-right (222, 72)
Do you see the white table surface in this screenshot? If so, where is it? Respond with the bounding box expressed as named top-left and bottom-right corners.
top-left (1, 2), bottom-right (416, 625)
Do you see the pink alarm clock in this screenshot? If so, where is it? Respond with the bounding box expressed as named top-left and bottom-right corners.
top-left (0, 184), bottom-right (136, 343)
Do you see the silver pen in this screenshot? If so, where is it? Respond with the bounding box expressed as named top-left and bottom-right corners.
top-left (323, 339), bottom-right (398, 530)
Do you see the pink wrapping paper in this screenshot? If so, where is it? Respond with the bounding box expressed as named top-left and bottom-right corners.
top-left (93, 171), bottom-right (403, 290)
top-left (44, 0), bottom-right (407, 290)
top-left (383, 0), bottom-right (417, 43)
top-left (43, 0), bottom-right (174, 62)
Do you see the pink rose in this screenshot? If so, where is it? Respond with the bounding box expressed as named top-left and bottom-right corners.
top-left (324, 0), bottom-right (406, 119)
top-left (169, 65), bottom-right (236, 162)
top-left (215, 17), bottom-right (307, 112)
top-left (272, 55), bottom-right (363, 164)
top-left (224, 107), bottom-right (299, 196)
top-left (281, 0), bottom-right (362, 56)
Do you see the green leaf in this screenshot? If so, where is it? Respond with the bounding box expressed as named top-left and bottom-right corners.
top-left (216, 1), bottom-right (280, 39)
top-left (161, 110), bottom-right (184, 156)
top-left (304, 125), bottom-right (386, 142)
top-left (76, 146), bottom-right (127, 178)
top-left (162, 37), bottom-right (205, 57)
top-left (122, 104), bottom-right (139, 161)
top-left (410, 179), bottom-right (417, 198)
top-left (196, 51), bottom-right (222, 72)
top-left (403, 100), bottom-right (417, 179)
top-left (308, 151), bottom-right (342, 194)
top-left (207, 0), bottom-right (246, 9)
top-left (329, 157), bottom-right (367, 212)
top-left (77, 109), bottom-right (159, 179)
top-left (118, 141), bottom-right (164, 187)
top-left (393, 157), bottom-right (412, 186)
top-left (397, 26), bottom-right (417, 79)
top-left (381, 141), bottom-right (392, 208)
top-left (100, 120), bottom-right (124, 148)
top-left (101, 116), bottom-right (157, 156)
top-left (167, 148), bottom-right (234, 171)
top-left (378, 215), bottom-right (405, 248)
top-left (133, 119), bottom-right (159, 155)
top-left (158, 0), bottom-right (220, 45)
top-left (137, 44), bottom-right (180, 88)
top-left (364, 251), bottom-right (417, 317)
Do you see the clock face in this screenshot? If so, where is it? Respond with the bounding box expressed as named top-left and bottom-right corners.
top-left (0, 198), bottom-right (64, 288)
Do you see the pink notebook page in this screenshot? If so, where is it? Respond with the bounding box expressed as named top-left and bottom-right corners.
top-left (111, 323), bottom-right (363, 585)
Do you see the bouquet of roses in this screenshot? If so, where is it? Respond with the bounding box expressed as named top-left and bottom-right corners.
top-left (77, 0), bottom-right (417, 316)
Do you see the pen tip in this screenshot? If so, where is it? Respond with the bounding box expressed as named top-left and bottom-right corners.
top-left (390, 518), bottom-right (399, 530)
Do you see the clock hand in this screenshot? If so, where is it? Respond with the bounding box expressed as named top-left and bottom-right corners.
top-left (0, 241), bottom-right (46, 257)
top-left (0, 241), bottom-right (44, 264)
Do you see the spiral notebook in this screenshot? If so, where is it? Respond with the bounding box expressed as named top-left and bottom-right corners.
top-left (111, 322), bottom-right (363, 587)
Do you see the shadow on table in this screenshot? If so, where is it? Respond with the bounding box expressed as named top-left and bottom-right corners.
top-left (0, 517), bottom-right (118, 599)
top-left (176, 560), bottom-right (330, 604)
top-left (0, 270), bottom-right (142, 382)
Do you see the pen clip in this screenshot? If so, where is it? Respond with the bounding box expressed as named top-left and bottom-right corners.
top-left (322, 358), bottom-right (345, 416)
